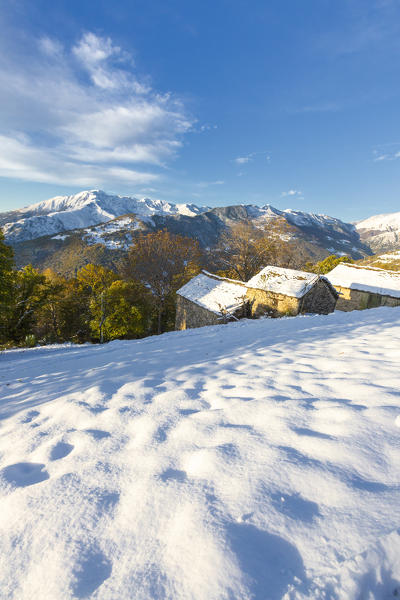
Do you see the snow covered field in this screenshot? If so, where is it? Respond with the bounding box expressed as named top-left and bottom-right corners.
top-left (0, 308), bottom-right (400, 599)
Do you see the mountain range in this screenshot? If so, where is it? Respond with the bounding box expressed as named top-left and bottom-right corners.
top-left (0, 189), bottom-right (399, 274)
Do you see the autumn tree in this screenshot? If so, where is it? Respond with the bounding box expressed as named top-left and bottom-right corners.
top-left (56, 277), bottom-right (92, 342)
top-left (77, 264), bottom-right (118, 343)
top-left (7, 265), bottom-right (48, 343)
top-left (90, 280), bottom-right (146, 341)
top-left (305, 254), bottom-right (354, 275)
top-left (77, 264), bottom-right (147, 342)
top-left (124, 231), bottom-right (203, 334)
top-left (213, 218), bottom-right (298, 281)
top-left (32, 270), bottom-right (91, 344)
top-left (31, 269), bottom-right (66, 343)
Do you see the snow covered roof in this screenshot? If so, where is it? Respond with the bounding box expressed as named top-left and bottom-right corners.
top-left (326, 263), bottom-right (400, 298)
top-left (176, 272), bottom-right (247, 315)
top-left (246, 266), bottom-right (319, 298)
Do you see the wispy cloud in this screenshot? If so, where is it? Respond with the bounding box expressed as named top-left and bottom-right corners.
top-left (197, 123), bottom-right (218, 133)
top-left (281, 189), bottom-right (304, 199)
top-left (0, 31), bottom-right (193, 186)
top-left (234, 155), bottom-right (252, 165)
top-left (314, 1), bottom-right (400, 58)
top-left (372, 144), bottom-right (400, 162)
top-left (373, 152), bottom-right (400, 162)
top-left (233, 151), bottom-right (271, 165)
top-left (196, 180), bottom-right (224, 188)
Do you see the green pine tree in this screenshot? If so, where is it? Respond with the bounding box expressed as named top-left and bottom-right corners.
top-left (0, 229), bottom-right (15, 344)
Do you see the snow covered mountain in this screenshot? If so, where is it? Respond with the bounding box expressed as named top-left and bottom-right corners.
top-left (356, 210), bottom-right (400, 253)
top-left (0, 190), bottom-right (372, 272)
top-left (1, 307), bottom-right (400, 598)
top-left (0, 190), bottom-right (209, 243)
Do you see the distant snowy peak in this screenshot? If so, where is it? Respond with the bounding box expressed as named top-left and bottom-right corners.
top-left (15, 190), bottom-right (208, 219)
top-left (1, 190), bottom-right (210, 243)
top-left (283, 208), bottom-right (353, 231)
top-left (356, 211), bottom-right (400, 232)
top-left (356, 210), bottom-right (400, 253)
top-left (18, 190), bottom-right (108, 215)
top-left (254, 204), bottom-right (354, 232)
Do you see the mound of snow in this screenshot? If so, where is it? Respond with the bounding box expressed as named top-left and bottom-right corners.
top-left (1, 302), bottom-right (400, 598)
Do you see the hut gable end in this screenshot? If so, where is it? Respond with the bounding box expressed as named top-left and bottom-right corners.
top-left (175, 272), bottom-right (248, 329)
top-left (300, 278), bottom-right (338, 315)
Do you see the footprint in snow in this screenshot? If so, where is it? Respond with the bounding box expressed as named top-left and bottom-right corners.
top-left (1, 462), bottom-right (49, 487)
top-left (84, 429), bottom-right (111, 440)
top-left (160, 468), bottom-right (187, 483)
top-left (71, 547), bottom-right (112, 598)
top-left (21, 410), bottom-right (40, 424)
top-left (77, 401), bottom-right (109, 415)
top-left (50, 441), bottom-right (74, 461)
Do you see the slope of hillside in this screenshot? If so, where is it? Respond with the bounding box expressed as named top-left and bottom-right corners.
top-left (1, 308), bottom-right (400, 599)
top-left (356, 211), bottom-right (400, 253)
top-left (359, 249), bottom-right (400, 271)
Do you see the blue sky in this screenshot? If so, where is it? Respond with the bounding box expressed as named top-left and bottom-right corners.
top-left (0, 0), bottom-right (399, 220)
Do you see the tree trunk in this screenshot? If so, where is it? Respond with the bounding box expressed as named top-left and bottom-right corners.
top-left (157, 305), bottom-right (162, 335)
top-left (99, 291), bottom-right (105, 343)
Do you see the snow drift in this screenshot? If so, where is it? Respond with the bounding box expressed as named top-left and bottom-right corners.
top-left (0, 308), bottom-right (400, 599)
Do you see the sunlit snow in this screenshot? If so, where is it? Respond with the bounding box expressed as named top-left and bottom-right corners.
top-left (1, 308), bottom-right (400, 599)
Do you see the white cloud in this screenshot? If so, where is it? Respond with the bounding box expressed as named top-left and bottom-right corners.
top-left (197, 124), bottom-right (218, 132)
top-left (71, 32), bottom-right (146, 92)
top-left (234, 156), bottom-right (252, 165)
top-left (73, 32), bottom-right (121, 67)
top-left (233, 151), bottom-right (271, 165)
top-left (372, 147), bottom-right (400, 162)
top-left (0, 134), bottom-right (158, 186)
top-left (0, 31), bottom-right (193, 187)
top-left (281, 189), bottom-right (303, 197)
top-left (39, 37), bottom-right (64, 57)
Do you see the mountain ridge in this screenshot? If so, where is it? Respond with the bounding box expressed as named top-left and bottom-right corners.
top-left (0, 189), bottom-right (362, 244)
top-left (3, 189), bottom-right (397, 274)
top-left (0, 190), bottom-right (210, 243)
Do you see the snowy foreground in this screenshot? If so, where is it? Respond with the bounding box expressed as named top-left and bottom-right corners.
top-left (1, 309), bottom-right (400, 600)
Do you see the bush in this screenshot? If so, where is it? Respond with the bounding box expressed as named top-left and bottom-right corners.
top-left (24, 334), bottom-right (36, 348)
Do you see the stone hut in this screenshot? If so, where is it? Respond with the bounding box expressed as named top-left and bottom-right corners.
top-left (176, 271), bottom-right (248, 330)
top-left (325, 263), bottom-right (400, 311)
top-left (176, 266), bottom-right (338, 330)
top-left (245, 266), bottom-right (338, 317)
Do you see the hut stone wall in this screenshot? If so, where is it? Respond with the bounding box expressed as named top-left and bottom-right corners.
top-left (175, 296), bottom-right (220, 330)
top-left (300, 279), bottom-right (338, 315)
top-left (334, 286), bottom-right (400, 311)
top-left (245, 288), bottom-right (300, 317)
